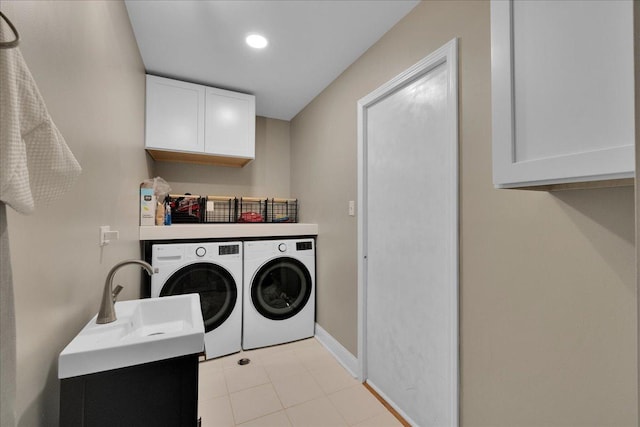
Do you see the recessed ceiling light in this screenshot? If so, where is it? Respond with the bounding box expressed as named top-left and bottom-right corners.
top-left (246, 34), bottom-right (268, 49)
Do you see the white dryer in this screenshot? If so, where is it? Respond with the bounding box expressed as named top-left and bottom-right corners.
top-left (151, 242), bottom-right (242, 359)
top-left (243, 238), bottom-right (315, 350)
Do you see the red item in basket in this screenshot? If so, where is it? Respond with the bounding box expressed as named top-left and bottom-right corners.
top-left (238, 212), bottom-right (263, 223)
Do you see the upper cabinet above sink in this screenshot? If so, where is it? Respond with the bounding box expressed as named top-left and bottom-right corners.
top-left (491, 0), bottom-right (635, 190)
top-left (145, 75), bottom-right (256, 167)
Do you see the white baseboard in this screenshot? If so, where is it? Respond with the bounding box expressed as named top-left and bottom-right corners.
top-left (314, 323), bottom-right (359, 377)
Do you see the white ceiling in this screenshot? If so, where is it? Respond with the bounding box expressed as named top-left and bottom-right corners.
top-left (124, 0), bottom-right (419, 121)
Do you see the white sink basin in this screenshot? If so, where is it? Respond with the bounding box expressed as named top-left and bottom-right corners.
top-left (59, 294), bottom-right (204, 379)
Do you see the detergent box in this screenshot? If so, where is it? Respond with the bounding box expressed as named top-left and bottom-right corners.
top-left (140, 186), bottom-right (156, 226)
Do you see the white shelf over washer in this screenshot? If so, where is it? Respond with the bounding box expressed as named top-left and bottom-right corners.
top-left (139, 223), bottom-right (318, 241)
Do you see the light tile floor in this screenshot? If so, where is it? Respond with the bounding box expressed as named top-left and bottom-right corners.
top-left (198, 338), bottom-right (403, 427)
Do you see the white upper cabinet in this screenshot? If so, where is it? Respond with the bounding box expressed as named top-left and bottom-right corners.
top-left (205, 87), bottom-right (255, 159)
top-left (491, 0), bottom-right (635, 189)
top-left (145, 75), bottom-right (205, 153)
top-left (145, 75), bottom-right (255, 167)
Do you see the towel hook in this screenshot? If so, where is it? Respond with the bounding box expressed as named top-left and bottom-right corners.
top-left (0, 11), bottom-right (20, 49)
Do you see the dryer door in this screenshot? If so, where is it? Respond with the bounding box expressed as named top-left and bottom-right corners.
top-left (251, 257), bottom-right (312, 320)
top-left (160, 262), bottom-right (237, 333)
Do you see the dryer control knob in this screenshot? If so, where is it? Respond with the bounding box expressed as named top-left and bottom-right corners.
top-left (195, 247), bottom-right (206, 257)
top-left (278, 243), bottom-right (287, 253)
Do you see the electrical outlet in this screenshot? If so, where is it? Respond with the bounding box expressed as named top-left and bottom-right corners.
top-left (99, 225), bottom-right (119, 246)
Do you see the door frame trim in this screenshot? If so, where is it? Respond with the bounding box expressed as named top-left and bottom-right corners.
top-left (356, 38), bottom-right (459, 425)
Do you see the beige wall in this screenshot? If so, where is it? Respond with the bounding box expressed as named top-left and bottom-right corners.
top-left (635, 0), bottom-right (640, 417)
top-left (3, 0), bottom-right (636, 425)
top-left (291, 1), bottom-right (637, 425)
top-left (154, 116), bottom-right (291, 198)
top-left (2, 3), bottom-right (292, 426)
top-left (3, 1), bottom-right (149, 425)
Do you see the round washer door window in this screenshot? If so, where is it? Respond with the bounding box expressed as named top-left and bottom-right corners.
top-left (160, 262), bottom-right (237, 333)
top-left (251, 257), bottom-right (312, 320)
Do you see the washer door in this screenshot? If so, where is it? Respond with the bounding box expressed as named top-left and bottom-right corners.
top-left (251, 257), bottom-right (312, 320)
top-left (160, 262), bottom-right (237, 333)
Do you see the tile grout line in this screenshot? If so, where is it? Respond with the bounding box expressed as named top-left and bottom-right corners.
top-left (200, 338), bottom-right (395, 427)
top-left (278, 341), bottom-right (353, 426)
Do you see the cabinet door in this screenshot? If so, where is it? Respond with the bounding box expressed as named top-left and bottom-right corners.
top-left (205, 87), bottom-right (255, 159)
top-left (145, 75), bottom-right (205, 153)
top-left (491, 0), bottom-right (634, 189)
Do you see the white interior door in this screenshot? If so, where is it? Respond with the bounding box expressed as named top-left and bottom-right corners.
top-left (357, 39), bottom-right (458, 427)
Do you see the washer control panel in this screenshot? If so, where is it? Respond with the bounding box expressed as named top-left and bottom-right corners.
top-left (278, 243), bottom-right (287, 253)
top-left (219, 244), bottom-right (240, 256)
top-left (296, 241), bottom-right (313, 251)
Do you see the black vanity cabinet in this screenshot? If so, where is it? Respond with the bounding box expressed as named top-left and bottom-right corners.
top-left (60, 354), bottom-right (199, 427)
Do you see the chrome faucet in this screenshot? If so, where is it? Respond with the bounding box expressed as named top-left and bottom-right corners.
top-left (96, 260), bottom-right (154, 324)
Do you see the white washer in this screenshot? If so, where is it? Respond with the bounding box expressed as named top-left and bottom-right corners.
top-left (243, 238), bottom-right (315, 350)
top-left (151, 242), bottom-right (242, 359)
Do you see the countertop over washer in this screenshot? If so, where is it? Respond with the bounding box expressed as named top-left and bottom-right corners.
top-left (139, 223), bottom-right (318, 240)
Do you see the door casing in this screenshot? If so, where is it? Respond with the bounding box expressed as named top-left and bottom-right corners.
top-left (356, 38), bottom-right (459, 426)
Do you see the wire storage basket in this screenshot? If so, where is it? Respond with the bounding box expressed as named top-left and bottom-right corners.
top-left (267, 198), bottom-right (298, 223)
top-left (203, 196), bottom-right (236, 223)
top-left (167, 194), bottom-right (203, 223)
top-left (237, 197), bottom-right (267, 223)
